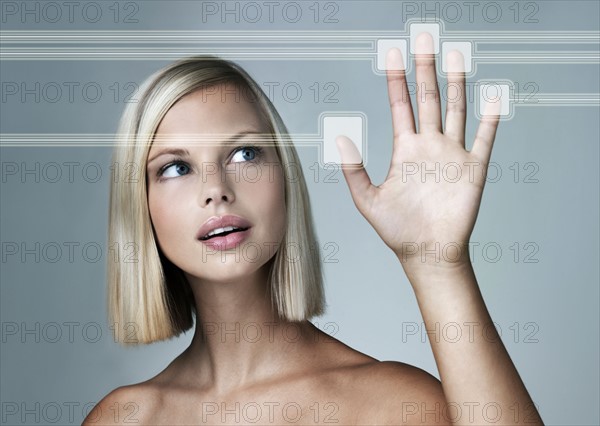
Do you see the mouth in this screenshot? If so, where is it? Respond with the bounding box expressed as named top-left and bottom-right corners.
top-left (196, 215), bottom-right (253, 249)
top-left (199, 226), bottom-right (250, 241)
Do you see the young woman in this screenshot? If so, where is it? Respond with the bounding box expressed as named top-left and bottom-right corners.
top-left (85, 33), bottom-right (543, 425)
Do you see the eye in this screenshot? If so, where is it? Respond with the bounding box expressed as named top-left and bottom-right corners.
top-left (159, 160), bottom-right (190, 178)
top-left (231, 146), bottom-right (263, 163)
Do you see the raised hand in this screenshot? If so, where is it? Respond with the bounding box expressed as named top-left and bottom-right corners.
top-left (336, 32), bottom-right (501, 270)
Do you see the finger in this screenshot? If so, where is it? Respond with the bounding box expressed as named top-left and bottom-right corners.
top-left (470, 99), bottom-right (501, 166)
top-left (385, 47), bottom-right (416, 138)
top-left (335, 135), bottom-right (375, 215)
top-left (444, 49), bottom-right (467, 146)
top-left (415, 32), bottom-right (443, 134)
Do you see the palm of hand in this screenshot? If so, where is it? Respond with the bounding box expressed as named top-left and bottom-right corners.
top-left (336, 33), bottom-right (500, 265)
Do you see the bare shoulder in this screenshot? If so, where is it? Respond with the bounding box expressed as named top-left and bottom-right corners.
top-left (358, 360), bottom-right (444, 397)
top-left (82, 382), bottom-right (161, 425)
top-left (344, 360), bottom-right (449, 425)
top-left (315, 327), bottom-right (444, 401)
top-left (314, 336), bottom-right (448, 425)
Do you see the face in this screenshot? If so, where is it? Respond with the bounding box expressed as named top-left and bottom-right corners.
top-left (146, 82), bottom-right (287, 284)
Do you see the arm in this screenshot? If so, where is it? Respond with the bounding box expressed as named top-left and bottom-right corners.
top-left (335, 32), bottom-right (543, 425)
top-left (401, 259), bottom-right (543, 425)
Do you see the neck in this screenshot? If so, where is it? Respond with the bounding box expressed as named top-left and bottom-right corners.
top-left (178, 263), bottom-right (316, 395)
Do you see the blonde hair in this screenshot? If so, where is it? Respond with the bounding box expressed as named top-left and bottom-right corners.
top-left (107, 57), bottom-right (325, 345)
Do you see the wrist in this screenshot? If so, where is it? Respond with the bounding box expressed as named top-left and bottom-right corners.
top-left (394, 240), bottom-right (472, 271)
top-left (399, 256), bottom-right (477, 299)
top-left (393, 241), bottom-right (476, 293)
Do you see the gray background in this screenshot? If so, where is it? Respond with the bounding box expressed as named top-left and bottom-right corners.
top-left (1, 1), bottom-right (598, 424)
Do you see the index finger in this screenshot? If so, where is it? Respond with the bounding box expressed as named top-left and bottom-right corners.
top-left (386, 47), bottom-right (416, 138)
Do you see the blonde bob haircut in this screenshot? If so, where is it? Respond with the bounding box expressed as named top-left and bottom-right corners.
top-left (108, 56), bottom-right (325, 345)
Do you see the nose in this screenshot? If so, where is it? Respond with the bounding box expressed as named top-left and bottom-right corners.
top-left (199, 163), bottom-right (235, 207)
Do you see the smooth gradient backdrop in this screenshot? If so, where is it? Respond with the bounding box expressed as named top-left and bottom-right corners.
top-left (1, 1), bottom-right (599, 424)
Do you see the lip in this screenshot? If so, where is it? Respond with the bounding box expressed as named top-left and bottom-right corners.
top-left (197, 215), bottom-right (252, 250)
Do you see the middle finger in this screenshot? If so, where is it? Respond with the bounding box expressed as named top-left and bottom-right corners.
top-left (415, 32), bottom-right (443, 134)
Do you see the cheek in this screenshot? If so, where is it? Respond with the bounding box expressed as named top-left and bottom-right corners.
top-left (147, 190), bottom-right (167, 243)
top-left (259, 163), bottom-right (287, 234)
top-left (147, 186), bottom-right (185, 243)
top-left (238, 162), bottom-right (286, 231)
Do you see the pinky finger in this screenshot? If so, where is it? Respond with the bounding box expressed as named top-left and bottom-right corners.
top-left (470, 99), bottom-right (501, 165)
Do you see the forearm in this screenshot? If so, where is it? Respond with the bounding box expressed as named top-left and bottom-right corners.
top-left (400, 257), bottom-right (543, 425)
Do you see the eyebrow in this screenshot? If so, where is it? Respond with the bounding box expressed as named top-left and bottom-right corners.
top-left (147, 130), bottom-right (264, 165)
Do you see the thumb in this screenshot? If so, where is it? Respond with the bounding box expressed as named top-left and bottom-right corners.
top-left (335, 135), bottom-right (374, 214)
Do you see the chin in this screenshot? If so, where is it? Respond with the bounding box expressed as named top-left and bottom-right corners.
top-left (184, 256), bottom-right (271, 282)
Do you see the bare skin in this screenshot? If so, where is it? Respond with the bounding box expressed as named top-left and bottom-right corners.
top-left (85, 323), bottom-right (445, 425)
top-left (85, 32), bottom-right (543, 425)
